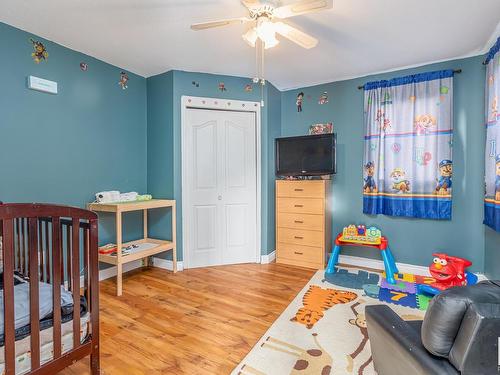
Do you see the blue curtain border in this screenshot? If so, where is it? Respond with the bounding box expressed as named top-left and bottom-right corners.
top-left (363, 196), bottom-right (452, 220)
top-left (484, 203), bottom-right (500, 231)
top-left (485, 36), bottom-right (500, 65)
top-left (363, 69), bottom-right (454, 91)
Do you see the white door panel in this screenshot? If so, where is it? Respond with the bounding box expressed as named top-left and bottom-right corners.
top-left (194, 122), bottom-right (217, 189)
top-left (185, 108), bottom-right (257, 268)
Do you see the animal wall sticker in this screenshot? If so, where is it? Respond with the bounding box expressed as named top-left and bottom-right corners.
top-left (346, 300), bottom-right (372, 374)
top-left (296, 92), bottom-right (304, 112)
top-left (318, 92), bottom-right (328, 105)
top-left (291, 285), bottom-right (357, 329)
top-left (119, 71), bottom-right (129, 90)
top-left (30, 38), bottom-right (48, 63)
top-left (218, 82), bottom-right (227, 92)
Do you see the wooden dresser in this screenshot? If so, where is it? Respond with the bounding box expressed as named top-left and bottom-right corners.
top-left (276, 180), bottom-right (331, 269)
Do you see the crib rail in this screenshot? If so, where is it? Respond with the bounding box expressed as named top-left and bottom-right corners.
top-left (0, 203), bottom-right (100, 375)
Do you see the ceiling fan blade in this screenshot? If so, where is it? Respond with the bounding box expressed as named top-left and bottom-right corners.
top-left (191, 17), bottom-right (251, 31)
top-left (274, 22), bottom-right (318, 49)
top-left (241, 0), bottom-right (262, 10)
top-left (274, 0), bottom-right (333, 19)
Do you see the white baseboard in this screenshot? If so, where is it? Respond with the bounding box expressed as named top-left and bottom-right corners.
top-left (338, 254), bottom-right (429, 276)
top-left (337, 254), bottom-right (487, 280)
top-left (153, 257), bottom-right (184, 271)
top-left (98, 260), bottom-right (143, 281)
top-left (261, 250), bottom-right (276, 264)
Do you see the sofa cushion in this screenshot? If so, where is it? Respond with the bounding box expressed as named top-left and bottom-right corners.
top-left (449, 302), bottom-right (500, 373)
top-left (421, 280), bottom-right (500, 358)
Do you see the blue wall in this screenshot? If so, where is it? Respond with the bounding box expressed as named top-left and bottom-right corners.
top-left (281, 56), bottom-right (488, 271)
top-left (146, 70), bottom-right (175, 247)
top-left (3, 21), bottom-right (497, 273)
top-left (0, 22), bottom-right (148, 245)
top-left (147, 70), bottom-right (281, 260)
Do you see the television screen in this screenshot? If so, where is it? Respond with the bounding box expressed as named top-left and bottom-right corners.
top-left (275, 133), bottom-right (336, 176)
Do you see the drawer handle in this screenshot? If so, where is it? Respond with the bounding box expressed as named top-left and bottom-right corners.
top-left (294, 251), bottom-right (303, 255)
top-left (294, 220), bottom-right (304, 224)
top-left (294, 204), bottom-right (303, 208)
top-left (294, 188), bottom-right (304, 192)
top-left (294, 236), bottom-right (304, 240)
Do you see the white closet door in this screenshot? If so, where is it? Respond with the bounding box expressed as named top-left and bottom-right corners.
top-left (184, 108), bottom-right (257, 268)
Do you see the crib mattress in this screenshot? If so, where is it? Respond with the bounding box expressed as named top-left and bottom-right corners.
top-left (0, 312), bottom-right (90, 375)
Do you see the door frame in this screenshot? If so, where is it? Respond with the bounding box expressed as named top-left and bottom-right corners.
top-left (181, 96), bottom-right (262, 269)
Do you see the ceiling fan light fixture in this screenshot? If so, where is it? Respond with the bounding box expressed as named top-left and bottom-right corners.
top-left (242, 28), bottom-right (258, 47)
top-left (256, 18), bottom-right (277, 46)
top-left (264, 36), bottom-right (279, 49)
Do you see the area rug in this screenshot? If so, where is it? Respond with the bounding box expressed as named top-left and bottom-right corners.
top-left (232, 267), bottom-right (426, 375)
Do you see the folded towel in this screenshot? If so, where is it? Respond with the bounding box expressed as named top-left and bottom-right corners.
top-left (119, 192), bottom-right (138, 201)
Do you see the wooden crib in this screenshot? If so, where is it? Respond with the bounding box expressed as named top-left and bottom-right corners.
top-left (0, 203), bottom-right (100, 375)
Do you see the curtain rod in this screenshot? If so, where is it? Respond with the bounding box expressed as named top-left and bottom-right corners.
top-left (357, 69), bottom-right (463, 90)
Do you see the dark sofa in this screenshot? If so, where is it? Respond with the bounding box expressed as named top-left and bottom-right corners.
top-left (366, 280), bottom-right (500, 375)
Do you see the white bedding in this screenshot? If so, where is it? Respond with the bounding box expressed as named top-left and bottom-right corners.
top-left (0, 312), bottom-right (90, 375)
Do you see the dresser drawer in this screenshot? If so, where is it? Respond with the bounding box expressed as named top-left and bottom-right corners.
top-left (276, 181), bottom-right (325, 198)
top-left (277, 198), bottom-right (323, 215)
top-left (277, 243), bottom-right (323, 265)
top-left (277, 228), bottom-right (324, 247)
top-left (277, 212), bottom-right (324, 231)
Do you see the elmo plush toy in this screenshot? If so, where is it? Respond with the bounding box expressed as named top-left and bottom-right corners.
top-left (429, 253), bottom-right (472, 291)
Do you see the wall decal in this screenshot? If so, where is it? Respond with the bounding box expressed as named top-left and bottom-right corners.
top-left (119, 71), bottom-right (129, 90)
top-left (296, 92), bottom-right (304, 112)
top-left (192, 81), bottom-right (199, 87)
top-left (80, 62), bottom-right (88, 71)
top-left (244, 84), bottom-right (253, 92)
top-left (318, 92), bottom-right (328, 105)
top-left (218, 82), bottom-right (227, 92)
top-left (30, 38), bottom-right (48, 63)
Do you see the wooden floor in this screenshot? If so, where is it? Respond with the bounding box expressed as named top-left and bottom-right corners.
top-left (61, 263), bottom-right (315, 375)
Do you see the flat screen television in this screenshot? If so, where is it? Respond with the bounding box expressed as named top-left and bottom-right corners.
top-left (275, 133), bottom-right (337, 176)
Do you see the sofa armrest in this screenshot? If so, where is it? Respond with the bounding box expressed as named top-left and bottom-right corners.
top-left (366, 305), bottom-right (458, 375)
top-left (449, 303), bottom-right (500, 374)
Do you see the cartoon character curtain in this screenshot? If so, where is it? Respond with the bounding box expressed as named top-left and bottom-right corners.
top-left (363, 70), bottom-right (454, 219)
top-left (484, 37), bottom-right (500, 232)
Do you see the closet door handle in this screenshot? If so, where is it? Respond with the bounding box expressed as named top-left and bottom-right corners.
top-left (294, 188), bottom-right (304, 192)
top-left (294, 220), bottom-right (304, 224)
top-left (294, 204), bottom-right (303, 208)
top-left (294, 236), bottom-right (304, 240)
top-left (294, 251), bottom-right (303, 255)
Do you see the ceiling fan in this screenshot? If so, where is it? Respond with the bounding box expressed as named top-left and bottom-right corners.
top-left (190, 0), bottom-right (333, 50)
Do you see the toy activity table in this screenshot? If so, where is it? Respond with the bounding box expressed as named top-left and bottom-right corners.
top-left (325, 225), bottom-right (399, 284)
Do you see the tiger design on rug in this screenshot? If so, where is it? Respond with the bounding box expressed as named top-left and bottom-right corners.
top-left (291, 285), bottom-right (358, 329)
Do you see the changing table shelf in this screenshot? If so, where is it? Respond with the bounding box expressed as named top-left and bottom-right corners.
top-left (88, 199), bottom-right (177, 296)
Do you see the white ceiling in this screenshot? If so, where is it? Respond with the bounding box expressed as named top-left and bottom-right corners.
top-left (1, 0), bottom-right (499, 90)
